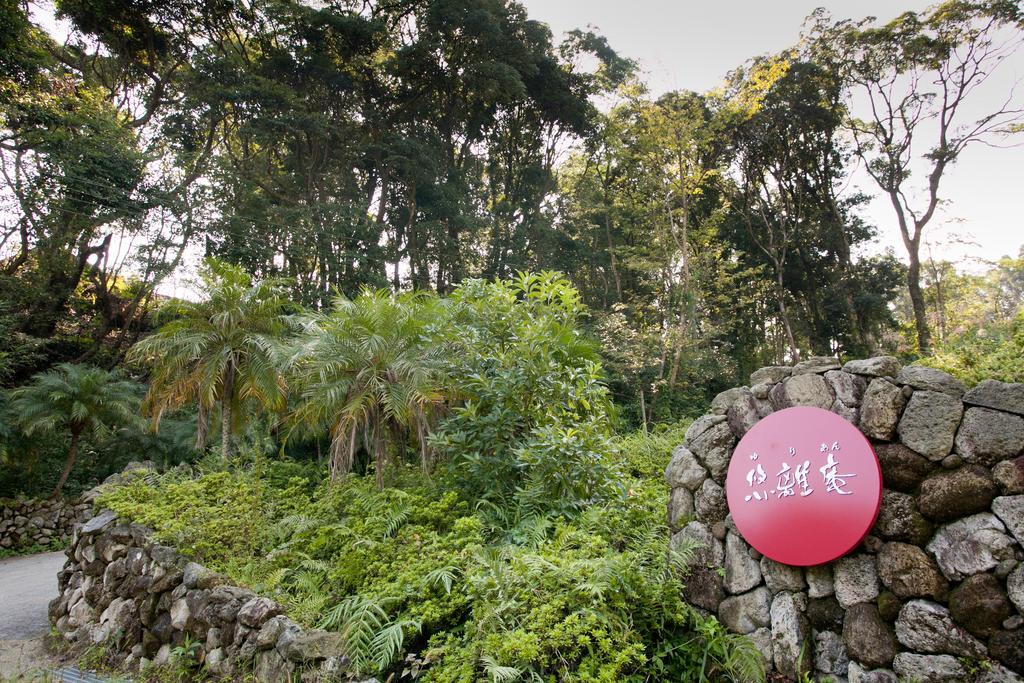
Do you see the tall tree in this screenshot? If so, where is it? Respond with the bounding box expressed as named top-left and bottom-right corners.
top-left (10, 363), bottom-right (141, 496)
top-left (815, 1), bottom-right (1024, 353)
top-left (129, 260), bottom-right (293, 456)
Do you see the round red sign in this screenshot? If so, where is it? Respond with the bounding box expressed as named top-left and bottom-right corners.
top-left (725, 406), bottom-right (882, 566)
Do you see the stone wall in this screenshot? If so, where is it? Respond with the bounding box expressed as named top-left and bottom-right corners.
top-left (0, 496), bottom-right (91, 551)
top-left (666, 356), bottom-right (1024, 682)
top-left (49, 508), bottom-right (349, 681)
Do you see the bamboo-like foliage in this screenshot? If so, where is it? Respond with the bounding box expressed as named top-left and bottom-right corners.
top-left (9, 363), bottom-right (142, 496)
top-left (287, 289), bottom-right (448, 488)
top-left (129, 259), bottom-right (293, 456)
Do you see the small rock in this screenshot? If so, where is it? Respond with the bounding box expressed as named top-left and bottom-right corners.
top-left (874, 443), bottom-right (936, 492)
top-left (926, 512), bottom-right (1017, 581)
top-left (963, 379), bottom-right (1024, 415)
top-left (941, 453), bottom-right (963, 468)
top-left (917, 465), bottom-right (998, 521)
top-left (717, 586), bottom-right (771, 634)
top-left (81, 510), bottom-right (118, 535)
top-left (842, 603), bottom-right (896, 669)
top-left (843, 356), bottom-right (901, 378)
top-left (1004, 615), bottom-right (1023, 630)
top-left (895, 365), bottom-right (967, 397)
top-left (897, 390), bottom-right (964, 461)
top-left (955, 407), bottom-right (1024, 466)
top-left (859, 379), bottom-right (907, 441)
top-left (993, 495), bottom-right (1024, 545)
top-left (894, 599), bottom-right (986, 657)
top-left (834, 554), bottom-right (879, 608)
top-left (892, 653), bottom-right (966, 682)
top-left (876, 542), bottom-right (948, 600)
top-left (948, 572), bottom-right (1013, 638)
top-left (170, 598), bottom-right (190, 631)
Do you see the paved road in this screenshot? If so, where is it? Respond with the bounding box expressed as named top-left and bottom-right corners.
top-left (0, 551), bottom-right (66, 640)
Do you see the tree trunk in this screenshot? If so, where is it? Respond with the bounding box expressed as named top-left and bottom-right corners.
top-left (195, 402), bottom-right (208, 452)
top-left (907, 253), bottom-right (931, 354)
top-left (221, 362), bottom-right (236, 458)
top-left (776, 271), bottom-right (800, 363)
top-left (52, 425), bottom-right (82, 498)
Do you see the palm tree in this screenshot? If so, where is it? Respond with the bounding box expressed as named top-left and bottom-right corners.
top-left (129, 259), bottom-right (293, 457)
top-left (288, 289), bottom-right (448, 488)
top-left (10, 363), bottom-right (142, 497)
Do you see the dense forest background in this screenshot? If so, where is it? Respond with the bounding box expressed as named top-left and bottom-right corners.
top-left (1, 0), bottom-right (1023, 485)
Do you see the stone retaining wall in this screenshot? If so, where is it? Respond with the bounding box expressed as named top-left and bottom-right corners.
top-left (666, 356), bottom-right (1024, 682)
top-left (0, 497), bottom-right (91, 551)
top-left (49, 508), bottom-right (349, 681)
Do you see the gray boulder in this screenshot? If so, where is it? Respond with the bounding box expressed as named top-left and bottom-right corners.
top-left (664, 446), bottom-right (707, 491)
top-left (684, 417), bottom-right (734, 484)
top-left (993, 494), bottom-right (1024, 545)
top-left (792, 356), bottom-right (841, 375)
top-left (1008, 562), bottom-right (1024, 614)
top-left (926, 512), bottom-right (1017, 581)
top-left (896, 390), bottom-right (963, 460)
top-left (770, 373), bottom-right (835, 410)
top-left (895, 365), bottom-right (967, 397)
top-left (842, 603), bottom-right (897, 669)
top-left (826, 370), bottom-right (867, 407)
top-left (717, 586), bottom-right (770, 634)
top-left (843, 356), bottom-right (901, 378)
top-left (667, 487), bottom-right (694, 530)
top-left (770, 591), bottom-right (813, 679)
top-left (694, 478), bottom-right (727, 523)
top-left (874, 443), bottom-right (936, 492)
top-left (876, 542), bottom-right (948, 600)
top-left (805, 564), bottom-right (834, 599)
top-left (894, 599), bottom-right (986, 657)
top-left (711, 387), bottom-right (749, 415)
top-left (859, 379), bottom-right (906, 441)
top-left (917, 465), bottom-right (998, 522)
top-left (750, 365), bottom-right (792, 385)
top-left (947, 572), bottom-right (1013, 639)
top-left (833, 554), bottom-right (879, 608)
top-left (723, 532), bottom-right (761, 595)
top-left (892, 653), bottom-right (966, 683)
top-left (760, 557), bottom-right (805, 593)
top-left (873, 490), bottom-right (932, 545)
top-left (994, 456), bottom-right (1024, 495)
top-left (963, 379), bottom-right (1024, 415)
top-left (813, 629), bottom-right (849, 677)
top-left (955, 407), bottom-right (1024, 467)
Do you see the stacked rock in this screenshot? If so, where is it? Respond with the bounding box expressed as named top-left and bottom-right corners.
top-left (49, 508), bottom-right (348, 681)
top-left (0, 497), bottom-right (91, 550)
top-left (665, 356), bottom-right (1024, 682)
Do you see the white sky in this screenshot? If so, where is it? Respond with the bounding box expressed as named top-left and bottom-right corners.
top-left (520, 0), bottom-right (1024, 268)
